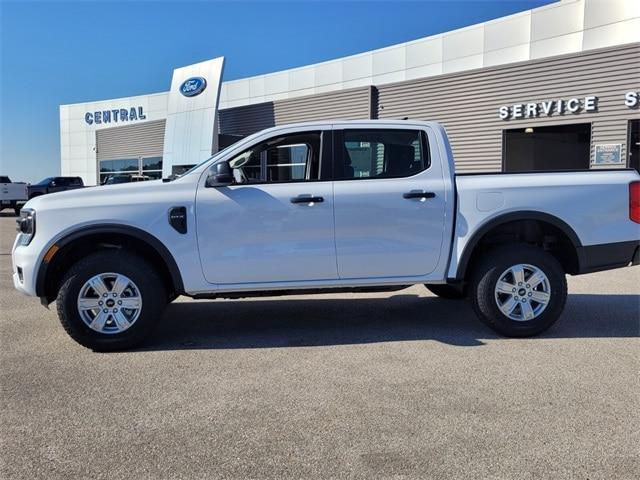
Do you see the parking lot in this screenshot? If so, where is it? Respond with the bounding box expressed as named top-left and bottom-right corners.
top-left (0, 212), bottom-right (638, 479)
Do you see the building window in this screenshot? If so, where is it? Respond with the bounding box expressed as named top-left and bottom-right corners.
top-left (628, 120), bottom-right (640, 172)
top-left (503, 124), bottom-right (591, 172)
top-left (141, 156), bottom-right (163, 180)
top-left (100, 156), bottom-right (163, 184)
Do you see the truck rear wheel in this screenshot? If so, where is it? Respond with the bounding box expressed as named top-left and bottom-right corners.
top-left (425, 284), bottom-right (466, 299)
top-left (56, 251), bottom-right (166, 351)
top-left (469, 244), bottom-right (567, 337)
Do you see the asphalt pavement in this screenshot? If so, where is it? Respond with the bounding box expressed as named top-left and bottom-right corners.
top-left (1, 213), bottom-right (638, 479)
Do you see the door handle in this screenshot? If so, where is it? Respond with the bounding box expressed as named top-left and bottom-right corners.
top-left (403, 191), bottom-right (435, 199)
top-left (290, 195), bottom-right (324, 204)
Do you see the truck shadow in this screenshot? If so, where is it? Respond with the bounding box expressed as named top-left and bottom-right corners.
top-left (142, 293), bottom-right (640, 350)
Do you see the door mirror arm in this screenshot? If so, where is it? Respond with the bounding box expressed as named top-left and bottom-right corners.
top-left (205, 161), bottom-right (234, 187)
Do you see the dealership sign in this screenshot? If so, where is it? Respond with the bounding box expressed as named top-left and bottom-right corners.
top-left (499, 91), bottom-right (639, 120)
top-left (85, 106), bottom-right (147, 125)
top-left (625, 91), bottom-right (639, 108)
top-left (499, 96), bottom-right (598, 120)
top-left (180, 77), bottom-right (207, 97)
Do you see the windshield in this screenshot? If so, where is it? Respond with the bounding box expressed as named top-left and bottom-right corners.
top-left (35, 177), bottom-right (54, 186)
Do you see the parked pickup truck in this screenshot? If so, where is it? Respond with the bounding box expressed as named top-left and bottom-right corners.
top-left (12, 121), bottom-right (640, 351)
top-left (27, 176), bottom-right (84, 199)
top-left (1, 176), bottom-right (28, 215)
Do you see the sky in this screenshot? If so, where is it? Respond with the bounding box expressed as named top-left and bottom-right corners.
top-left (1, 0), bottom-right (554, 183)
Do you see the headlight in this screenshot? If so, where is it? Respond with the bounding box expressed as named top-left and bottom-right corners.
top-left (16, 208), bottom-right (36, 245)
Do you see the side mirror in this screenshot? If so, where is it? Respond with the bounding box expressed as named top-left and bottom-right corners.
top-left (50, 181), bottom-right (56, 187)
top-left (205, 161), bottom-right (233, 187)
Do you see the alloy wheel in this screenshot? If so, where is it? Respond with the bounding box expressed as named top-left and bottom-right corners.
top-left (77, 273), bottom-right (143, 334)
top-left (494, 263), bottom-right (551, 321)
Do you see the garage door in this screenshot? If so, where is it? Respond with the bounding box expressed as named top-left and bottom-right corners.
top-left (96, 119), bottom-right (166, 161)
top-left (96, 120), bottom-right (166, 184)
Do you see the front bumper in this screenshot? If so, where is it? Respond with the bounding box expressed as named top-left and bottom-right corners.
top-left (11, 238), bottom-right (40, 297)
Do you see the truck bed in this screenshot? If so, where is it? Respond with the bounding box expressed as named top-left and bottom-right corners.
top-left (449, 168), bottom-right (640, 278)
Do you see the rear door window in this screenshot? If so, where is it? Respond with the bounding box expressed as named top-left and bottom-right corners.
top-left (335, 129), bottom-right (428, 180)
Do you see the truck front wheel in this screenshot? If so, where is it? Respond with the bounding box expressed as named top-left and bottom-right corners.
top-left (56, 251), bottom-right (166, 351)
top-left (469, 244), bottom-right (567, 337)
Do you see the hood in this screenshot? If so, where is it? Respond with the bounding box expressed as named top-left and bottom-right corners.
top-left (23, 179), bottom-right (169, 212)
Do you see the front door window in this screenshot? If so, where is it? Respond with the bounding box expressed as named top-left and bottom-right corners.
top-left (227, 132), bottom-right (321, 184)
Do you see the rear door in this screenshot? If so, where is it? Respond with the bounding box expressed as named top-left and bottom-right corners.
top-left (196, 127), bottom-right (338, 285)
top-left (332, 126), bottom-right (447, 279)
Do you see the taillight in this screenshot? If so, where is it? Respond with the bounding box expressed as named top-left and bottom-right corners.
top-left (630, 181), bottom-right (640, 224)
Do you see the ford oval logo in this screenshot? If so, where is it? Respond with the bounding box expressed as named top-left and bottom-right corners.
top-left (180, 77), bottom-right (207, 97)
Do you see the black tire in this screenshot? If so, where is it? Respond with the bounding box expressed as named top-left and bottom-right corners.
top-left (56, 251), bottom-right (166, 351)
top-left (469, 244), bottom-right (567, 337)
top-left (425, 284), bottom-right (466, 299)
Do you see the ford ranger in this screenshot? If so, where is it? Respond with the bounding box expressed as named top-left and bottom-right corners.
top-left (11, 121), bottom-right (640, 351)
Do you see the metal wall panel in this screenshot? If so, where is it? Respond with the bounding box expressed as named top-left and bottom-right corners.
top-left (219, 87), bottom-right (372, 136)
top-left (220, 44), bottom-right (638, 173)
top-left (218, 103), bottom-right (276, 136)
top-left (274, 86), bottom-right (372, 124)
top-left (96, 120), bottom-right (166, 161)
top-left (377, 43), bottom-right (640, 172)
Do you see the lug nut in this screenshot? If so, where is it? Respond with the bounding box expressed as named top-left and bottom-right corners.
top-left (103, 309), bottom-right (108, 313)
top-left (512, 288), bottom-right (516, 292)
top-left (518, 282), bottom-right (523, 286)
top-left (526, 284), bottom-right (530, 288)
top-left (117, 300), bottom-right (122, 305)
top-left (113, 309), bottom-right (118, 313)
top-left (98, 301), bottom-right (103, 306)
top-left (103, 293), bottom-right (108, 297)
top-left (522, 298), bottom-right (527, 303)
top-left (514, 296), bottom-right (519, 300)
top-left (112, 293), bottom-right (117, 297)
top-left (528, 293), bottom-right (532, 297)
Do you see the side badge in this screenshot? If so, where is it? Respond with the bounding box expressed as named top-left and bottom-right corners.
top-left (169, 206), bottom-right (187, 234)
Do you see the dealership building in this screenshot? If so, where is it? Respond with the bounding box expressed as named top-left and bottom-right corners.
top-left (60, 0), bottom-right (640, 185)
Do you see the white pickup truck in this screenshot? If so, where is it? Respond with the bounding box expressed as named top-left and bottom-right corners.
top-left (12, 121), bottom-right (640, 351)
top-left (1, 176), bottom-right (28, 215)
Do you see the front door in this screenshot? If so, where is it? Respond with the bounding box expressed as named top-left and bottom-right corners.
top-left (332, 127), bottom-right (447, 279)
top-left (196, 129), bottom-right (338, 285)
